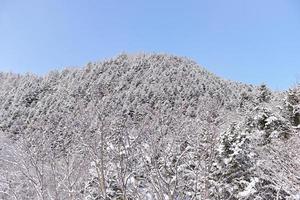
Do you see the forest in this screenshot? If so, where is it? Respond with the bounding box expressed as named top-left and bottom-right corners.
top-left (0, 54), bottom-right (299, 199)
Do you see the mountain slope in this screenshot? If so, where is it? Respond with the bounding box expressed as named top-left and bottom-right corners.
top-left (0, 54), bottom-right (299, 199)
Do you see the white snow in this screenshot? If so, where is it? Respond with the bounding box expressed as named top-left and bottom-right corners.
top-left (238, 177), bottom-right (259, 197)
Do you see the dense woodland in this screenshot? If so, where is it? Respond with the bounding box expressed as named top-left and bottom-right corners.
top-left (0, 54), bottom-right (299, 199)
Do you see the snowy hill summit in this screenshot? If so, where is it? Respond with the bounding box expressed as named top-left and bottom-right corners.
top-left (0, 53), bottom-right (299, 199)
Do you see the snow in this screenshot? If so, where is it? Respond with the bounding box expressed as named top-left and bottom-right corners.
top-left (266, 116), bottom-right (278, 126)
top-left (238, 177), bottom-right (259, 197)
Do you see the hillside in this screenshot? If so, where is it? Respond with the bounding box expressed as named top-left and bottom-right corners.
top-left (0, 54), bottom-right (299, 200)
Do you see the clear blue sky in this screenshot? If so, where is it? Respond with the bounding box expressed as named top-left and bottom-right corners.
top-left (0, 0), bottom-right (299, 90)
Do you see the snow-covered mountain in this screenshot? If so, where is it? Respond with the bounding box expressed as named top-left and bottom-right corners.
top-left (0, 54), bottom-right (299, 199)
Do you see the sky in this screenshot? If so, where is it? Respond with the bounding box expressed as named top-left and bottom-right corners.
top-left (0, 0), bottom-right (299, 90)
